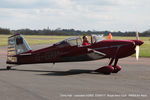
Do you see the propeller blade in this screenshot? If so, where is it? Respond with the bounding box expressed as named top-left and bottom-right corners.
top-left (136, 45), bottom-right (139, 60)
top-left (136, 29), bottom-right (139, 40)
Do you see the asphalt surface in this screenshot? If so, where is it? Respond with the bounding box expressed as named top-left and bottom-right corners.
top-left (0, 45), bottom-right (150, 100)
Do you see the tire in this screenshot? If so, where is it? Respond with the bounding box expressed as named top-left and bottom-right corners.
top-left (112, 65), bottom-right (122, 73)
top-left (6, 66), bottom-right (11, 70)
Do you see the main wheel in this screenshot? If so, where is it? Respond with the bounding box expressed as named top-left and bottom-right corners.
top-left (95, 65), bottom-right (114, 75)
top-left (112, 65), bottom-right (122, 73)
top-left (6, 66), bottom-right (12, 70)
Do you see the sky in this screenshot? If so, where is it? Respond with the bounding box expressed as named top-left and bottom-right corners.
top-left (0, 0), bottom-right (150, 32)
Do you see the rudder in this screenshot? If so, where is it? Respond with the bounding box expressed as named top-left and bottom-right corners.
top-left (7, 34), bottom-right (31, 64)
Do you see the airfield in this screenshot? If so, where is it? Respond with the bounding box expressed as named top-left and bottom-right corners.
top-left (0, 44), bottom-right (150, 100)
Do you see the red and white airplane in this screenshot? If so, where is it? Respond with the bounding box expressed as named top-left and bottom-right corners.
top-left (6, 31), bottom-right (143, 74)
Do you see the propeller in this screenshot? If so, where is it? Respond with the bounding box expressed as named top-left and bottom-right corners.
top-left (136, 45), bottom-right (139, 60)
top-left (136, 29), bottom-right (139, 40)
top-left (135, 29), bottom-right (139, 60)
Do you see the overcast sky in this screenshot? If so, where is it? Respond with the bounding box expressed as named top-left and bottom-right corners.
top-left (0, 0), bottom-right (150, 32)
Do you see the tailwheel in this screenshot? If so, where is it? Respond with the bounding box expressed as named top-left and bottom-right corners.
top-left (95, 65), bottom-right (114, 75)
top-left (6, 66), bottom-right (12, 70)
top-left (112, 65), bottom-right (122, 73)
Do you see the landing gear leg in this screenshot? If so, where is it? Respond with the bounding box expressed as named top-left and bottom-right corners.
top-left (112, 58), bottom-right (121, 73)
top-left (114, 58), bottom-right (118, 66)
top-left (109, 58), bottom-right (114, 65)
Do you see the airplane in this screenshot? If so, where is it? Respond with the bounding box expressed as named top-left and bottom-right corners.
top-left (6, 31), bottom-right (144, 74)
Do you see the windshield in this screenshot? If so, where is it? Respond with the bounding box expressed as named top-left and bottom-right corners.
top-left (92, 34), bottom-right (105, 43)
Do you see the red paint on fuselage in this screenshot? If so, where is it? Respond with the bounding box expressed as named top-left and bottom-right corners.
top-left (10, 39), bottom-right (143, 65)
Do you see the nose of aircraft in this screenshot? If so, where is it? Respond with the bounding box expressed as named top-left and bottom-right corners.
top-left (132, 40), bottom-right (144, 46)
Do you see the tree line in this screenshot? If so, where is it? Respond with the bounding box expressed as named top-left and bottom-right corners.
top-left (0, 27), bottom-right (150, 36)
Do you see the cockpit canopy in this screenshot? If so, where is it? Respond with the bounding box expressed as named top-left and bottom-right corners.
top-left (55, 34), bottom-right (105, 47)
top-left (56, 37), bottom-right (82, 47)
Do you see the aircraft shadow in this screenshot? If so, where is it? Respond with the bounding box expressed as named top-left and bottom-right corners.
top-left (0, 68), bottom-right (52, 72)
top-left (0, 68), bottom-right (105, 76)
top-left (0, 68), bottom-right (9, 71)
top-left (40, 69), bottom-right (95, 76)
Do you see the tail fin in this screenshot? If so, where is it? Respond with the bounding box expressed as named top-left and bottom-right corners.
top-left (7, 34), bottom-right (31, 64)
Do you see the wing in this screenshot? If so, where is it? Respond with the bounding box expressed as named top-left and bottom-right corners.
top-left (87, 48), bottom-right (106, 60)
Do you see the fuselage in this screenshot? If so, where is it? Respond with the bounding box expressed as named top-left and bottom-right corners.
top-left (10, 39), bottom-right (143, 64)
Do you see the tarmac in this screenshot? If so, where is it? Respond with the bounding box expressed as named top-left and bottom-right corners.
top-left (0, 45), bottom-right (150, 100)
